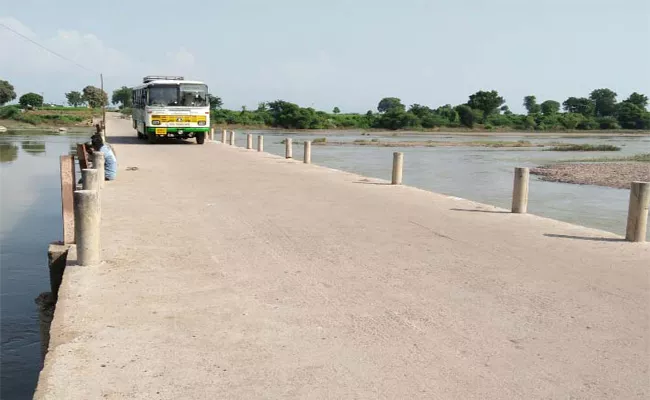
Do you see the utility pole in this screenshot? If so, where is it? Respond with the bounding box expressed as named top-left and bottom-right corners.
top-left (100, 73), bottom-right (106, 141)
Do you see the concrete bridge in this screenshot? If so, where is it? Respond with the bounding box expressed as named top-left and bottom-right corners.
top-left (35, 114), bottom-right (649, 399)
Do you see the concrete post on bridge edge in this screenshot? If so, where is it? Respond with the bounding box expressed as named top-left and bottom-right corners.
top-left (285, 138), bottom-right (293, 159)
top-left (391, 152), bottom-right (403, 185)
top-left (625, 181), bottom-right (650, 242)
top-left (304, 141), bottom-right (312, 164)
top-left (92, 152), bottom-right (105, 188)
top-left (221, 129), bottom-right (227, 144)
top-left (229, 130), bottom-right (236, 146)
top-left (511, 167), bottom-right (530, 214)
top-left (74, 190), bottom-right (101, 266)
top-left (247, 133), bottom-right (253, 150)
top-left (258, 135), bottom-right (264, 152)
top-left (209, 128), bottom-right (214, 142)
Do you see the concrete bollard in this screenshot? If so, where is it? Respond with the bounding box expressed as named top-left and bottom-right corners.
top-left (285, 138), bottom-right (293, 158)
top-left (258, 135), bottom-right (264, 152)
top-left (221, 129), bottom-right (227, 143)
top-left (81, 169), bottom-right (99, 192)
top-left (229, 130), bottom-right (236, 146)
top-left (74, 190), bottom-right (101, 266)
top-left (304, 141), bottom-right (312, 164)
top-left (92, 152), bottom-right (105, 188)
top-left (511, 167), bottom-right (530, 214)
top-left (210, 128), bottom-right (214, 141)
top-left (391, 152), bottom-right (403, 185)
top-left (247, 133), bottom-right (253, 149)
top-left (625, 181), bottom-right (650, 242)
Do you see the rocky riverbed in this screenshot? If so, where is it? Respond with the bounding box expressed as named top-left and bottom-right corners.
top-left (531, 162), bottom-right (650, 189)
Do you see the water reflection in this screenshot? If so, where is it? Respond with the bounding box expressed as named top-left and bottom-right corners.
top-left (21, 141), bottom-right (46, 156)
top-left (0, 143), bottom-right (19, 163)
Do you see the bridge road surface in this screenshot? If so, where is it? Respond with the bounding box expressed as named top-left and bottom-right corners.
top-left (35, 114), bottom-right (649, 399)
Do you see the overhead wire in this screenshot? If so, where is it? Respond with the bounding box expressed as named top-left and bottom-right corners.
top-left (0, 22), bottom-right (97, 74)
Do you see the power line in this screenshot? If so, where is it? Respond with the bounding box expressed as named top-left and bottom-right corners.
top-left (0, 22), bottom-right (97, 74)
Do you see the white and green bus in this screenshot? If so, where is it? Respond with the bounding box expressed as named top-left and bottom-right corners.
top-left (131, 76), bottom-right (210, 144)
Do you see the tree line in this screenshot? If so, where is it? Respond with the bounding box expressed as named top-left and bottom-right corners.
top-left (208, 89), bottom-right (649, 131)
top-left (2, 78), bottom-right (648, 131)
top-left (0, 79), bottom-right (111, 109)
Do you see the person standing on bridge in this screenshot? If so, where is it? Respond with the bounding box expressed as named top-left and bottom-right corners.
top-left (90, 134), bottom-right (118, 181)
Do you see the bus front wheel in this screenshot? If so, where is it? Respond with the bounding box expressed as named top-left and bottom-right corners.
top-left (196, 132), bottom-right (206, 145)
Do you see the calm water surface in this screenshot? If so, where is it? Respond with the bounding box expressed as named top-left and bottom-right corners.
top-left (0, 130), bottom-right (89, 399)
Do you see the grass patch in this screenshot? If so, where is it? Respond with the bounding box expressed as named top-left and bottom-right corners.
top-left (546, 144), bottom-right (621, 152)
top-left (312, 137), bottom-right (327, 144)
top-left (353, 139), bottom-right (378, 145)
top-left (465, 140), bottom-right (535, 148)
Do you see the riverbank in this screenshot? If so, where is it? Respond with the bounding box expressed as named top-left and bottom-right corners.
top-left (0, 107), bottom-right (101, 131)
top-left (531, 161), bottom-right (650, 189)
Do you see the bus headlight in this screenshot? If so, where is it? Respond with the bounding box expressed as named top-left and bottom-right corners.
top-left (152, 120), bottom-right (160, 125)
top-left (197, 120), bottom-right (206, 126)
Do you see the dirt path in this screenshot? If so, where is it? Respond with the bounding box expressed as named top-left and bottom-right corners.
top-left (36, 114), bottom-right (649, 399)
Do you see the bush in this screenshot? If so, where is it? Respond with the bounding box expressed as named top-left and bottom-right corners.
top-left (547, 144), bottom-right (621, 151)
top-left (0, 105), bottom-right (21, 119)
top-left (597, 116), bottom-right (620, 130)
top-left (312, 137), bottom-right (327, 144)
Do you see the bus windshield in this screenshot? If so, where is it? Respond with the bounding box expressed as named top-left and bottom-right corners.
top-left (148, 85), bottom-right (178, 107)
top-left (179, 84), bottom-right (208, 107)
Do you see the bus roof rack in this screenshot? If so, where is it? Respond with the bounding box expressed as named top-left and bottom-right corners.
top-left (143, 76), bottom-right (184, 83)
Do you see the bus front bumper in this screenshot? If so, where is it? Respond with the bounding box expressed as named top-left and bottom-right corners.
top-left (146, 127), bottom-right (210, 138)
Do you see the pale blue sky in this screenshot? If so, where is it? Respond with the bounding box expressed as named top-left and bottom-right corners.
top-left (1, 0), bottom-right (648, 113)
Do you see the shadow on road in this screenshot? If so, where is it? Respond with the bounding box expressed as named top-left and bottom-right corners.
top-left (450, 208), bottom-right (509, 214)
top-left (543, 233), bottom-right (625, 242)
top-left (108, 136), bottom-right (193, 145)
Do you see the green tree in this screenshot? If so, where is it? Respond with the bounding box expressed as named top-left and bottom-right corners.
top-left (616, 102), bottom-right (646, 129)
top-left (562, 97), bottom-right (594, 116)
top-left (624, 92), bottom-right (648, 110)
top-left (455, 105), bottom-right (475, 128)
top-left (19, 92), bottom-right (44, 108)
top-left (467, 90), bottom-right (505, 122)
top-left (82, 86), bottom-right (108, 108)
top-left (540, 100), bottom-right (560, 116)
top-left (523, 96), bottom-right (541, 114)
top-left (500, 105), bottom-right (511, 115)
top-left (111, 86), bottom-right (132, 108)
top-left (435, 104), bottom-right (458, 123)
top-left (65, 91), bottom-right (84, 107)
top-left (523, 116), bottom-right (536, 130)
top-left (376, 109), bottom-right (417, 130)
top-left (408, 104), bottom-right (433, 119)
top-left (0, 80), bottom-right (17, 105)
top-left (589, 88), bottom-right (617, 117)
top-left (560, 113), bottom-right (584, 130)
top-left (332, 106), bottom-right (340, 114)
top-left (207, 94), bottom-right (223, 110)
top-left (597, 116), bottom-right (619, 129)
top-left (377, 97), bottom-right (405, 113)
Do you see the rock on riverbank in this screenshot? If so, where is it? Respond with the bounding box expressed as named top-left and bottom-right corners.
top-left (531, 162), bottom-right (650, 189)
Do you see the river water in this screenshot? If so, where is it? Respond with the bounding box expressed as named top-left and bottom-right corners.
top-left (0, 130), bottom-right (88, 399)
top-left (0, 129), bottom-right (648, 398)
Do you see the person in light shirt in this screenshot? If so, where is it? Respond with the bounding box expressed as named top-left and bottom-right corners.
top-left (90, 134), bottom-right (117, 181)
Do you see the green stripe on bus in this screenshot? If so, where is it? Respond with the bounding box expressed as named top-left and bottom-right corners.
top-left (146, 127), bottom-right (210, 133)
